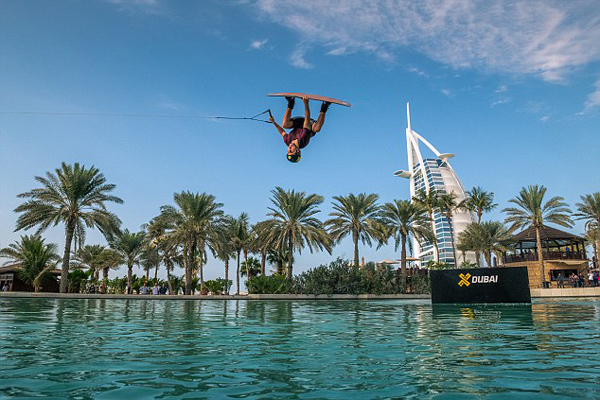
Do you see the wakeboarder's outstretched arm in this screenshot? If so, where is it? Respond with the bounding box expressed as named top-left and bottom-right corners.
top-left (269, 115), bottom-right (286, 137)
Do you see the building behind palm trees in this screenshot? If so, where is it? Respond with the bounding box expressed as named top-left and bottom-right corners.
top-left (395, 103), bottom-right (476, 267)
top-left (0, 265), bottom-right (61, 292)
top-left (501, 225), bottom-right (589, 288)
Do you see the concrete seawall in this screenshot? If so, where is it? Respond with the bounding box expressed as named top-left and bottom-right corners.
top-left (1, 289), bottom-right (599, 300)
top-left (530, 287), bottom-right (600, 298)
top-left (0, 292), bottom-right (430, 300)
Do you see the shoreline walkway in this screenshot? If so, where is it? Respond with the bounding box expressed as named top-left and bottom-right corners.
top-left (1, 288), bottom-right (599, 300)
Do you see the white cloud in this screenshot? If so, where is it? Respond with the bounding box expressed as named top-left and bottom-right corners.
top-left (491, 98), bottom-right (511, 106)
top-left (581, 79), bottom-right (600, 114)
top-left (250, 39), bottom-right (269, 50)
top-left (107, 0), bottom-right (158, 4)
top-left (495, 85), bottom-right (508, 93)
top-left (255, 0), bottom-right (600, 80)
top-left (105, 0), bottom-right (163, 14)
top-left (408, 67), bottom-right (428, 77)
top-left (289, 45), bottom-right (313, 69)
top-left (440, 88), bottom-right (452, 98)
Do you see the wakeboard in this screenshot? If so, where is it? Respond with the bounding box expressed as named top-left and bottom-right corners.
top-left (267, 92), bottom-right (351, 107)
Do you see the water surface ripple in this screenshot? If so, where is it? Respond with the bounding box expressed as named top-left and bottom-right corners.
top-left (1, 299), bottom-right (599, 399)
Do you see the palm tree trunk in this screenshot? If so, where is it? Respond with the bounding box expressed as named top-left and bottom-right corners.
top-left (596, 218), bottom-right (600, 267)
top-left (484, 251), bottom-right (492, 269)
top-left (353, 232), bottom-right (360, 267)
top-left (199, 258), bottom-right (204, 294)
top-left (154, 264), bottom-right (158, 281)
top-left (127, 261), bottom-right (133, 294)
top-left (287, 236), bottom-right (293, 280)
top-left (400, 234), bottom-right (407, 292)
top-left (59, 220), bottom-right (76, 293)
top-left (145, 268), bottom-right (149, 281)
top-left (535, 225), bottom-right (546, 288)
top-left (244, 249), bottom-right (249, 280)
top-left (165, 260), bottom-right (174, 295)
top-left (103, 267), bottom-right (109, 281)
top-left (475, 251), bottom-right (482, 268)
top-left (224, 258), bottom-right (230, 295)
top-left (430, 212), bottom-right (440, 263)
top-left (236, 251), bottom-right (241, 295)
top-left (447, 214), bottom-right (458, 268)
top-left (260, 250), bottom-right (266, 276)
top-left (185, 243), bottom-right (194, 295)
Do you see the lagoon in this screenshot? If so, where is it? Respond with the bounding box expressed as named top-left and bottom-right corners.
top-left (1, 298), bottom-right (599, 399)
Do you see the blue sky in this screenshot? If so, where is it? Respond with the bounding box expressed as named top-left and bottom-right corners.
top-left (1, 0), bottom-right (599, 280)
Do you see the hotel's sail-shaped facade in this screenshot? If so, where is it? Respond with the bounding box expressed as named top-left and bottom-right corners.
top-left (395, 103), bottom-right (475, 267)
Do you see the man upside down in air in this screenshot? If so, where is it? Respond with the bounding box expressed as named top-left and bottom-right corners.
top-left (269, 96), bottom-right (331, 163)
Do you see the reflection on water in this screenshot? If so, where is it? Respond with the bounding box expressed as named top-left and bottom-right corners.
top-left (0, 298), bottom-right (599, 399)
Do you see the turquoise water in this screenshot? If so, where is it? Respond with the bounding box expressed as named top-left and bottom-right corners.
top-left (1, 299), bottom-right (599, 399)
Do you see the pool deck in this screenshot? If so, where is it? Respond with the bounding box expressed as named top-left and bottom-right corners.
top-left (1, 289), bottom-right (599, 300)
top-left (530, 287), bottom-right (600, 298)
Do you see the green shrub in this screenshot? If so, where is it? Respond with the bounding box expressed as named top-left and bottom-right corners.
top-left (203, 279), bottom-right (232, 294)
top-left (426, 260), bottom-right (452, 270)
top-left (459, 260), bottom-right (478, 269)
top-left (247, 275), bottom-right (290, 294)
top-left (67, 269), bottom-right (91, 293)
top-left (291, 258), bottom-right (406, 295)
top-left (409, 274), bottom-right (431, 294)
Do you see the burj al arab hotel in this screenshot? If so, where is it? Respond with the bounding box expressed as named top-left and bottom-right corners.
top-left (395, 103), bottom-right (476, 267)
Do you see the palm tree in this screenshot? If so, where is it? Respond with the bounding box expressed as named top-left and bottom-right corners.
top-left (456, 238), bottom-right (472, 267)
top-left (267, 187), bottom-right (332, 279)
top-left (155, 191), bottom-right (224, 295)
top-left (146, 216), bottom-right (181, 295)
top-left (412, 190), bottom-right (441, 263)
top-left (230, 213), bottom-right (250, 295)
top-left (457, 223), bottom-right (484, 267)
top-left (463, 186), bottom-right (497, 223)
top-left (71, 244), bottom-right (105, 280)
top-left (97, 248), bottom-right (121, 282)
top-left (141, 247), bottom-right (161, 281)
top-left (437, 192), bottom-right (461, 267)
top-left (583, 222), bottom-right (598, 268)
top-left (110, 229), bottom-right (147, 294)
top-left (267, 247), bottom-right (293, 276)
top-left (503, 185), bottom-right (573, 285)
top-left (459, 221), bottom-right (511, 267)
top-left (378, 200), bottom-right (434, 277)
top-left (71, 245), bottom-right (121, 284)
top-left (210, 216), bottom-right (236, 295)
top-left (14, 162), bottom-right (122, 293)
top-left (325, 193), bottom-right (381, 267)
top-left (0, 235), bottom-right (60, 292)
top-left (251, 220), bottom-right (277, 276)
top-left (240, 257), bottom-right (261, 278)
top-left (574, 192), bottom-right (600, 257)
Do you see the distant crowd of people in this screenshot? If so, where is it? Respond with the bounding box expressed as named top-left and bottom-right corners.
top-left (555, 271), bottom-right (599, 288)
top-left (138, 282), bottom-right (168, 295)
